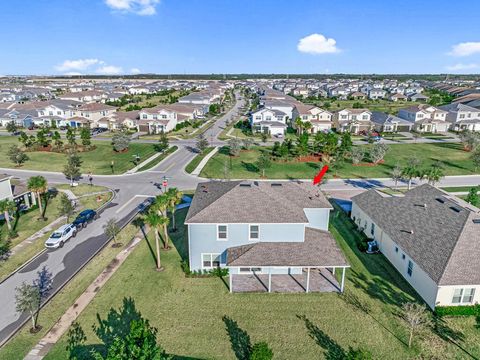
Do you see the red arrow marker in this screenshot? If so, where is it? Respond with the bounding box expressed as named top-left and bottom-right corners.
top-left (313, 165), bottom-right (329, 185)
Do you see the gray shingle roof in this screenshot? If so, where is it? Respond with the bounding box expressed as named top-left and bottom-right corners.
top-left (352, 185), bottom-right (480, 285)
top-left (186, 181), bottom-right (332, 224)
top-left (227, 227), bottom-right (349, 267)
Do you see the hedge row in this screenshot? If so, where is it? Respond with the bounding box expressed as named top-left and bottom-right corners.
top-left (435, 304), bottom-right (480, 317)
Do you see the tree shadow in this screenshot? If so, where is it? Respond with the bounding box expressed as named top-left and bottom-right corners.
top-left (241, 161), bottom-right (258, 173)
top-left (431, 316), bottom-right (477, 359)
top-left (222, 315), bottom-right (251, 360)
top-left (168, 209), bottom-right (189, 261)
top-left (297, 315), bottom-right (346, 360)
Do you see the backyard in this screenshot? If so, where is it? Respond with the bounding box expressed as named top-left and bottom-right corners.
top-left (0, 137), bottom-right (158, 174)
top-left (36, 208), bottom-right (480, 359)
top-left (200, 143), bottom-right (476, 179)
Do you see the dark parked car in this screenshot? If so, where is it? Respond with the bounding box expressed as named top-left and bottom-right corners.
top-left (72, 209), bottom-right (98, 229)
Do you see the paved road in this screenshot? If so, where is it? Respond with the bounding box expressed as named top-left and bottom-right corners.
top-left (0, 93), bottom-right (245, 346)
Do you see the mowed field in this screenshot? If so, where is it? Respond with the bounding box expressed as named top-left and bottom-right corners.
top-left (201, 143), bottom-right (476, 180)
top-left (0, 137), bottom-right (157, 174)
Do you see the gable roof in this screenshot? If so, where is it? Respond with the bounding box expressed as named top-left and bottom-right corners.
top-left (352, 184), bottom-right (480, 285)
top-left (186, 181), bottom-right (332, 224)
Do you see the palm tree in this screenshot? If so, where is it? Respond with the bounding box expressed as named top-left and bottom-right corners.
top-left (0, 199), bottom-right (16, 231)
top-left (158, 215), bottom-right (171, 250)
top-left (166, 187), bottom-right (183, 232)
top-left (144, 211), bottom-right (163, 270)
top-left (152, 194), bottom-right (169, 217)
top-left (294, 117), bottom-right (304, 136)
top-left (27, 176), bottom-right (48, 219)
top-left (424, 162), bottom-right (445, 186)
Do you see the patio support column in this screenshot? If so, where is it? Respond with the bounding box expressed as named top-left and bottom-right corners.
top-left (332, 267), bottom-right (335, 275)
top-left (268, 268), bottom-right (272, 293)
top-left (340, 267), bottom-right (346, 293)
top-left (229, 272), bottom-right (233, 293)
top-left (306, 268), bottom-right (310, 293)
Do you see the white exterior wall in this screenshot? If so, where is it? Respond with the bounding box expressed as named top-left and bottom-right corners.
top-left (436, 285), bottom-right (480, 307)
top-left (351, 202), bottom-right (439, 309)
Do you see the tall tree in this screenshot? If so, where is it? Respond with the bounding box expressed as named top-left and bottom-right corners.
top-left (228, 138), bottom-right (242, 156)
top-left (401, 157), bottom-right (421, 190)
top-left (157, 131), bottom-right (169, 152)
top-left (196, 133), bottom-right (209, 153)
top-left (66, 126), bottom-right (77, 148)
top-left (63, 151), bottom-right (82, 186)
top-left (51, 131), bottom-right (63, 150)
top-left (7, 145), bottom-right (29, 166)
top-left (144, 211), bottom-right (163, 270)
top-left (423, 162), bottom-right (445, 186)
top-left (339, 132), bottom-right (353, 155)
top-left (256, 152), bottom-right (272, 178)
top-left (27, 176), bottom-right (48, 219)
top-left (294, 117), bottom-right (304, 135)
top-left (58, 193), bottom-right (75, 223)
top-left (296, 133), bottom-right (310, 156)
top-left (391, 165), bottom-right (402, 189)
top-left (103, 218), bottom-right (121, 247)
top-left (80, 127), bottom-right (91, 148)
top-left (165, 187), bottom-right (183, 231)
top-left (466, 186), bottom-right (479, 207)
top-left (152, 195), bottom-right (171, 250)
top-left (112, 131), bottom-right (131, 152)
top-left (401, 302), bottom-right (431, 348)
top-left (6, 121), bottom-right (17, 134)
top-left (472, 146), bottom-right (480, 171)
top-left (0, 199), bottom-right (16, 231)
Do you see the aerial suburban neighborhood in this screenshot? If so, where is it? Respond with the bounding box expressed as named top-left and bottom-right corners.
top-left (0, 1), bottom-right (480, 359)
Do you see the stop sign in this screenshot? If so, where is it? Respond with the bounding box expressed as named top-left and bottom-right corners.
top-left (163, 181), bottom-right (168, 187)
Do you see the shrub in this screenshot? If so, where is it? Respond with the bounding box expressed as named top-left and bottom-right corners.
top-left (435, 304), bottom-right (480, 317)
top-left (250, 342), bottom-right (273, 360)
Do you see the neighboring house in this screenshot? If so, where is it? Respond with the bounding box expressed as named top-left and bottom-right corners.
top-left (75, 103), bottom-right (117, 127)
top-left (409, 93), bottom-right (429, 102)
top-left (99, 111), bottom-right (139, 130)
top-left (185, 181), bottom-right (349, 293)
top-left (439, 103), bottom-right (480, 132)
top-left (263, 99), bottom-right (296, 120)
top-left (0, 175), bottom-right (35, 208)
top-left (59, 90), bottom-right (106, 103)
top-left (250, 108), bottom-right (287, 136)
top-left (368, 89), bottom-right (387, 100)
top-left (335, 108), bottom-right (373, 134)
top-left (398, 104), bottom-right (449, 133)
top-left (371, 111), bottom-right (414, 132)
top-left (179, 91), bottom-right (220, 105)
top-left (351, 185), bottom-right (480, 309)
top-left (292, 104), bottom-right (333, 133)
top-left (389, 93), bottom-right (407, 102)
top-left (138, 106), bottom-right (178, 134)
top-left (350, 91), bottom-right (367, 100)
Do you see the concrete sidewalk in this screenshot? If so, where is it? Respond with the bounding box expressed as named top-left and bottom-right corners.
top-left (190, 147), bottom-right (219, 176)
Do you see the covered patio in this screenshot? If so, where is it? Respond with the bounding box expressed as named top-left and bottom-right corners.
top-left (226, 227), bottom-right (350, 293)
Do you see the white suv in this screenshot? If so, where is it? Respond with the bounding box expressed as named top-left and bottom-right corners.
top-left (45, 224), bottom-right (77, 249)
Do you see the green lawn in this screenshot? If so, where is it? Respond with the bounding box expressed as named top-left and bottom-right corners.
top-left (0, 137), bottom-right (157, 175)
top-left (0, 224), bottom-right (139, 360)
top-left (201, 143), bottom-right (477, 180)
top-left (40, 208), bottom-right (480, 359)
top-left (185, 147), bottom-right (215, 173)
top-left (137, 146), bottom-right (178, 172)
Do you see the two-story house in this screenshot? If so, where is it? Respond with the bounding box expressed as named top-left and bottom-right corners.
top-left (439, 103), bottom-right (480, 132)
top-left (250, 108), bottom-right (287, 136)
top-left (292, 104), bottom-right (333, 133)
top-left (138, 106), bottom-right (178, 133)
top-left (351, 185), bottom-right (480, 309)
top-left (185, 181), bottom-right (349, 293)
top-left (398, 104), bottom-right (449, 133)
top-left (368, 89), bottom-right (387, 100)
top-left (335, 108), bottom-right (373, 134)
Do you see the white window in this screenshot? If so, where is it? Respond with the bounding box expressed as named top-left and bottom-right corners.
top-left (162, 115), bottom-right (167, 119)
top-left (362, 115), bottom-right (368, 120)
top-left (407, 260), bottom-right (413, 276)
top-left (202, 253), bottom-right (220, 269)
top-left (452, 288), bottom-right (475, 304)
top-left (266, 116), bottom-right (272, 121)
top-left (459, 114), bottom-right (465, 119)
top-left (249, 225), bottom-right (259, 240)
top-left (142, 114), bottom-right (147, 119)
top-left (255, 116), bottom-right (261, 120)
top-left (217, 225), bottom-right (228, 241)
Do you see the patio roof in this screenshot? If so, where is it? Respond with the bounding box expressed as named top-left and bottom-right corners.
top-left (226, 227), bottom-right (349, 268)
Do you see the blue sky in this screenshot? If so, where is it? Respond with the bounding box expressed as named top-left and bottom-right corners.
top-left (1, 0), bottom-right (480, 75)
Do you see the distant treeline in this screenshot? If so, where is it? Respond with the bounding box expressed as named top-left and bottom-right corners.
top-left (3, 74), bottom-right (480, 81)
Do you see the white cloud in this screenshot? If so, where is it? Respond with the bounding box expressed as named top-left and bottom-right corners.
top-left (448, 42), bottom-right (480, 57)
top-left (96, 65), bottom-right (124, 75)
top-left (55, 59), bottom-right (102, 72)
top-left (104, 0), bottom-right (160, 15)
top-left (297, 33), bottom-right (340, 55)
top-left (130, 68), bottom-right (141, 74)
top-left (445, 63), bottom-right (479, 71)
